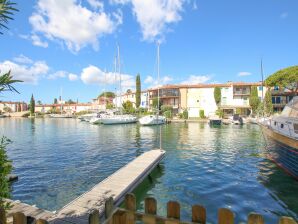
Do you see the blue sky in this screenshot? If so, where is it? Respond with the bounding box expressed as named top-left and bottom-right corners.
top-left (0, 0), bottom-right (297, 104)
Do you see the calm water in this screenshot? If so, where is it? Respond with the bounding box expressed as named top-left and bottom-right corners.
top-left (0, 118), bottom-right (297, 223)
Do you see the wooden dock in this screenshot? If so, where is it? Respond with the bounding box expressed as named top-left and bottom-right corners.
top-left (52, 149), bottom-right (165, 223)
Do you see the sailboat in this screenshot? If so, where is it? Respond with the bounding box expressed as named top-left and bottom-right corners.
top-left (50, 88), bottom-right (73, 118)
top-left (139, 43), bottom-right (166, 126)
top-left (101, 45), bottom-right (137, 125)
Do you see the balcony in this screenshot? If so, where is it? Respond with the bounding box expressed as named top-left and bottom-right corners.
top-left (233, 90), bottom-right (250, 95)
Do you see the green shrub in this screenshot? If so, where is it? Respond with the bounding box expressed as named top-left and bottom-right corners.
top-left (178, 113), bottom-right (183, 119)
top-left (199, 110), bottom-right (205, 118)
top-left (216, 109), bottom-right (224, 118)
top-left (161, 105), bottom-right (173, 113)
top-left (163, 110), bottom-right (172, 118)
top-left (182, 110), bottom-right (188, 119)
top-left (22, 112), bottom-right (30, 117)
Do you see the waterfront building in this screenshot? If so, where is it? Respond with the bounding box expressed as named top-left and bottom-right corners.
top-left (113, 91), bottom-right (148, 109)
top-left (35, 103), bottom-right (93, 114)
top-left (92, 96), bottom-right (114, 110)
top-left (270, 86), bottom-right (297, 113)
top-left (0, 101), bottom-right (28, 113)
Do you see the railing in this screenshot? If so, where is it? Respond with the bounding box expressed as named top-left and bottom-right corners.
top-left (1, 194), bottom-right (297, 224)
top-left (233, 91), bottom-right (250, 95)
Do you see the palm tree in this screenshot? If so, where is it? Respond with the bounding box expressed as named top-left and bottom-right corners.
top-left (0, 0), bottom-right (18, 34)
top-left (0, 70), bottom-right (22, 93)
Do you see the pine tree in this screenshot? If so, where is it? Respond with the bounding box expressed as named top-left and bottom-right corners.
top-left (30, 94), bottom-right (35, 116)
top-left (136, 74), bottom-right (141, 108)
top-left (264, 90), bottom-right (273, 116)
top-left (214, 87), bottom-right (221, 105)
top-left (249, 86), bottom-right (260, 115)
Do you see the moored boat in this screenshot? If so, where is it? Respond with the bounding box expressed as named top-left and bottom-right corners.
top-left (209, 116), bottom-right (222, 126)
top-left (260, 96), bottom-right (298, 179)
top-left (139, 114), bottom-right (166, 126)
top-left (101, 114), bottom-right (137, 125)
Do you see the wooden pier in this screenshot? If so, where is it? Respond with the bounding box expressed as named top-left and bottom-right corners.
top-left (3, 149), bottom-right (165, 223)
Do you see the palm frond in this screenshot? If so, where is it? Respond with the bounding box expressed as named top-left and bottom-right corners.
top-left (0, 0), bottom-right (18, 34)
top-left (0, 70), bottom-right (23, 94)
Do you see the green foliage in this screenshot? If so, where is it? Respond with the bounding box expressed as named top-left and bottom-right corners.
top-left (216, 109), bottom-right (224, 118)
top-left (264, 90), bottom-right (273, 116)
top-left (99, 92), bottom-right (115, 98)
top-left (122, 100), bottom-right (134, 113)
top-left (0, 70), bottom-right (22, 93)
top-left (161, 105), bottom-right (173, 113)
top-left (236, 108), bottom-right (241, 114)
top-left (182, 109), bottom-right (188, 119)
top-left (48, 107), bottom-right (59, 114)
top-left (0, 0), bottom-right (18, 34)
top-left (30, 94), bottom-right (35, 115)
top-left (136, 74), bottom-right (141, 108)
top-left (265, 66), bottom-right (298, 92)
top-left (152, 97), bottom-right (162, 110)
top-left (126, 89), bottom-right (132, 94)
top-left (66, 99), bottom-right (76, 104)
top-left (214, 87), bottom-right (221, 105)
top-left (21, 112), bottom-right (30, 117)
top-left (3, 106), bottom-right (11, 113)
top-left (0, 136), bottom-right (12, 209)
top-left (199, 110), bottom-right (205, 118)
top-left (75, 110), bottom-right (90, 116)
top-left (106, 102), bottom-right (114, 109)
top-left (54, 98), bottom-right (58, 104)
top-left (163, 110), bottom-right (172, 118)
top-left (37, 100), bottom-right (42, 105)
top-left (249, 86), bottom-right (260, 115)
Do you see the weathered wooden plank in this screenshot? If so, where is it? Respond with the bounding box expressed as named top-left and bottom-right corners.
top-left (279, 217), bottom-right (297, 224)
top-left (104, 198), bottom-right (114, 219)
top-left (167, 201), bottom-right (180, 220)
top-left (13, 212), bottom-right (26, 224)
top-left (218, 208), bottom-right (234, 224)
top-left (88, 210), bottom-right (100, 224)
top-left (125, 194), bottom-right (136, 211)
top-left (0, 207), bottom-right (6, 224)
top-left (192, 205), bottom-right (206, 224)
top-left (145, 197), bottom-right (157, 215)
top-left (247, 213), bottom-right (264, 224)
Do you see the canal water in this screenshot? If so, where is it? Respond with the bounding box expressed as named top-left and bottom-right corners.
top-left (0, 118), bottom-right (297, 223)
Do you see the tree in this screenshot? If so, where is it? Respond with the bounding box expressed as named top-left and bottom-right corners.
top-left (136, 74), bottom-right (141, 108)
top-left (30, 94), bottom-right (35, 116)
top-left (66, 99), bottom-right (76, 104)
top-left (37, 100), bottom-right (42, 105)
top-left (214, 87), bottom-right (221, 105)
top-left (263, 90), bottom-right (273, 116)
top-left (249, 86), bottom-right (260, 115)
top-left (122, 100), bottom-right (134, 113)
top-left (0, 70), bottom-right (22, 93)
top-left (265, 65), bottom-right (298, 94)
top-left (0, 0), bottom-right (18, 34)
top-left (3, 106), bottom-right (11, 113)
top-left (126, 89), bottom-right (132, 94)
top-left (99, 92), bottom-right (115, 98)
top-left (54, 98), bottom-right (58, 104)
top-left (152, 97), bottom-right (162, 110)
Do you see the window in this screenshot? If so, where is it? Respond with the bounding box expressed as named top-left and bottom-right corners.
top-left (276, 97), bottom-right (281, 104)
top-left (274, 86), bottom-right (279, 91)
top-left (272, 97), bottom-right (276, 104)
top-left (258, 86), bottom-right (263, 91)
top-left (274, 121), bottom-right (277, 126)
top-left (281, 124), bottom-right (284, 129)
top-left (294, 124), bottom-right (298, 134)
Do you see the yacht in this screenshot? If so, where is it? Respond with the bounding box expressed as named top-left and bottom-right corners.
top-left (49, 114), bottom-right (74, 118)
top-left (101, 114), bottom-right (137, 125)
top-left (261, 96), bottom-right (298, 179)
top-left (139, 114), bottom-right (166, 126)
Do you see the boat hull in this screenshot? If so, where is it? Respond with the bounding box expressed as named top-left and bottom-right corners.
top-left (139, 115), bottom-right (165, 126)
top-left (209, 119), bottom-right (222, 126)
top-left (261, 124), bottom-right (298, 180)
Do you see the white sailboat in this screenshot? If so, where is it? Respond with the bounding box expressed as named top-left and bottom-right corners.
top-left (102, 44), bottom-right (137, 125)
top-left (139, 43), bottom-right (166, 126)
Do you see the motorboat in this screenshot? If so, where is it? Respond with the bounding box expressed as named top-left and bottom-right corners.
top-left (209, 116), bottom-right (222, 126)
top-left (232, 114), bottom-right (243, 125)
top-left (139, 114), bottom-right (166, 126)
top-left (49, 114), bottom-right (74, 118)
top-left (260, 96), bottom-right (298, 179)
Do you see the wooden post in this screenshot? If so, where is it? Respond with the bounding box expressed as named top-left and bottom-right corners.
top-left (36, 219), bottom-right (48, 224)
top-left (248, 213), bottom-right (264, 224)
top-left (145, 197), bottom-right (157, 215)
top-left (218, 208), bottom-right (234, 224)
top-left (112, 210), bottom-right (126, 224)
top-left (105, 197), bottom-right (114, 219)
top-left (192, 205), bottom-right (206, 224)
top-left (125, 194), bottom-right (136, 224)
top-left (279, 217), bottom-right (297, 224)
top-left (89, 210), bottom-right (100, 224)
top-left (0, 207), bottom-right (6, 224)
top-left (167, 201), bottom-right (180, 220)
top-left (13, 212), bottom-right (27, 224)
top-left (144, 197), bottom-right (157, 224)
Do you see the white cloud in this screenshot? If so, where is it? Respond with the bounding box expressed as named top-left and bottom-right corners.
top-left (48, 71), bottom-right (67, 80)
top-left (20, 34), bottom-right (49, 48)
top-left (29, 0), bottom-right (122, 52)
top-left (280, 12), bottom-right (288, 19)
top-left (144, 75), bottom-right (154, 84)
top-left (161, 75), bottom-right (172, 83)
top-left (87, 0), bottom-right (104, 10)
top-left (0, 60), bottom-right (49, 84)
top-left (13, 55), bottom-right (33, 64)
top-left (68, 73), bottom-right (79, 81)
top-left (181, 75), bottom-right (211, 84)
top-left (237, 72), bottom-right (252, 77)
top-left (81, 65), bottom-right (134, 89)
top-left (112, 0), bottom-right (185, 42)
top-left (192, 0), bottom-right (197, 10)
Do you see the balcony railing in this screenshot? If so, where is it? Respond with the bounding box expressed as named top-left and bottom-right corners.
top-left (233, 91), bottom-right (250, 95)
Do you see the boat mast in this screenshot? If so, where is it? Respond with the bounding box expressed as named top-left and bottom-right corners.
top-left (117, 44), bottom-right (122, 115)
top-left (261, 58), bottom-right (264, 102)
top-left (60, 87), bottom-right (62, 115)
top-left (104, 69), bottom-right (107, 111)
top-left (157, 43), bottom-right (160, 117)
